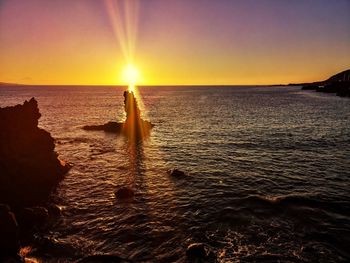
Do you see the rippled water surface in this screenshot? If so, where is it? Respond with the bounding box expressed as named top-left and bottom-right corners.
top-left (1, 85), bottom-right (350, 262)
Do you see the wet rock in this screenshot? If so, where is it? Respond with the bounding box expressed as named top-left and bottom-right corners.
top-left (0, 98), bottom-right (71, 207)
top-left (29, 236), bottom-right (77, 259)
top-left (16, 207), bottom-right (49, 228)
top-left (168, 169), bottom-right (186, 178)
top-left (0, 204), bottom-right (20, 258)
top-left (48, 204), bottom-right (62, 218)
top-left (302, 85), bottom-right (318, 90)
top-left (0, 255), bottom-right (24, 263)
top-left (83, 91), bottom-right (154, 140)
top-left (115, 187), bottom-right (134, 199)
top-left (186, 243), bottom-right (208, 259)
top-left (83, 121), bottom-right (123, 133)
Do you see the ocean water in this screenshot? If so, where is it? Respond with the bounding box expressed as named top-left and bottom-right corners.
top-left (0, 85), bottom-right (349, 262)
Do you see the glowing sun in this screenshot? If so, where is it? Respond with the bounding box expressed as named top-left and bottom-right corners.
top-left (122, 64), bottom-right (139, 92)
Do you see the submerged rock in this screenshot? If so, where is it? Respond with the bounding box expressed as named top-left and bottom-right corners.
top-left (186, 243), bottom-right (208, 259)
top-left (115, 187), bottom-right (134, 199)
top-left (0, 98), bottom-right (71, 207)
top-left (168, 169), bottom-right (186, 178)
top-left (48, 204), bottom-right (62, 218)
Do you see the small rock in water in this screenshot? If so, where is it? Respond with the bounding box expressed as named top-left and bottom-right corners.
top-left (186, 243), bottom-right (207, 258)
top-left (168, 169), bottom-right (186, 177)
top-left (115, 187), bottom-right (134, 200)
top-left (48, 204), bottom-right (62, 217)
top-left (17, 207), bottom-right (49, 228)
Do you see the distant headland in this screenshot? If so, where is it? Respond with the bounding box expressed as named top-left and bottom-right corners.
top-left (289, 69), bottom-right (350, 97)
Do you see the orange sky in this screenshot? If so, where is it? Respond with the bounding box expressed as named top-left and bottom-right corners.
top-left (0, 0), bottom-right (349, 85)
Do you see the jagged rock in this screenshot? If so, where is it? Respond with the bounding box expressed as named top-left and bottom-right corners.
top-left (48, 204), bottom-right (62, 218)
top-left (83, 91), bottom-right (154, 139)
top-left (16, 207), bottom-right (49, 229)
top-left (168, 169), bottom-right (186, 178)
top-left (114, 187), bottom-right (134, 200)
top-left (186, 243), bottom-right (208, 259)
top-left (0, 98), bottom-right (71, 206)
top-left (0, 204), bottom-right (20, 258)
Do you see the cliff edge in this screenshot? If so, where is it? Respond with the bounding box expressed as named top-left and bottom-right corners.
top-left (0, 98), bottom-right (70, 207)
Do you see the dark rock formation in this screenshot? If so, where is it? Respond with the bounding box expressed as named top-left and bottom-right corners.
top-left (186, 243), bottom-right (208, 259)
top-left (83, 121), bottom-right (123, 133)
top-left (0, 204), bottom-right (20, 259)
top-left (115, 186), bottom-right (134, 200)
top-left (47, 204), bottom-right (62, 218)
top-left (83, 91), bottom-right (153, 140)
top-left (16, 207), bottom-right (49, 229)
top-left (301, 85), bottom-right (318, 90)
top-left (168, 169), bottom-right (187, 178)
top-left (299, 69), bottom-right (350, 97)
top-left (0, 98), bottom-right (71, 206)
top-left (325, 69), bottom-right (350, 83)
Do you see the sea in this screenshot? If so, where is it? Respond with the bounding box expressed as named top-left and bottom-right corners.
top-left (0, 85), bottom-right (349, 262)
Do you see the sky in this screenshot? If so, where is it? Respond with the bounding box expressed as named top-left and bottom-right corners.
top-left (0, 0), bottom-right (349, 85)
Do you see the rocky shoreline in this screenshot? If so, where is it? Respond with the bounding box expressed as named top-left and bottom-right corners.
top-left (302, 81), bottom-right (350, 97)
top-left (0, 98), bottom-right (70, 262)
top-left (294, 69), bottom-right (350, 97)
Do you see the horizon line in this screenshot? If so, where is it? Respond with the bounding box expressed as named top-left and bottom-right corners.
top-left (0, 83), bottom-right (292, 87)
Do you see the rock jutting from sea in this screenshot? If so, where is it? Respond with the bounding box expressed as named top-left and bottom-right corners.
top-left (83, 90), bottom-right (154, 140)
top-left (0, 98), bottom-right (71, 207)
top-left (0, 98), bottom-right (70, 261)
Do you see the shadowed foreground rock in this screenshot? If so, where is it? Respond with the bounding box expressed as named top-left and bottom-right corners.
top-left (83, 91), bottom-right (153, 140)
top-left (0, 98), bottom-right (71, 206)
top-left (114, 186), bottom-right (134, 200)
top-left (186, 243), bottom-right (208, 259)
top-left (0, 98), bottom-right (70, 260)
top-left (0, 205), bottom-right (20, 259)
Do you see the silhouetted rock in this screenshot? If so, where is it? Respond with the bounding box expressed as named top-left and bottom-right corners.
top-left (0, 204), bottom-right (20, 259)
top-left (0, 98), bottom-right (71, 207)
top-left (168, 169), bottom-right (186, 177)
top-left (16, 207), bottom-right (49, 229)
top-left (115, 186), bottom-right (134, 199)
top-left (83, 121), bottom-right (123, 133)
top-left (48, 204), bottom-right (62, 218)
top-left (302, 85), bottom-right (318, 90)
top-left (299, 69), bottom-right (350, 97)
top-left (186, 243), bottom-right (208, 259)
top-left (83, 91), bottom-right (154, 140)
top-left (337, 83), bottom-right (350, 97)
